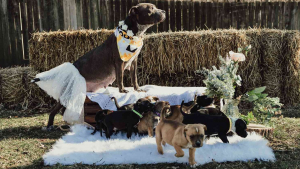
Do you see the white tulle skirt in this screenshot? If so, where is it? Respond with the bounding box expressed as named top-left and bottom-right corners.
top-left (35, 62), bottom-right (86, 124)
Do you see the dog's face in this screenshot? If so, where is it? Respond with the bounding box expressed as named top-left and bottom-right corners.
top-left (184, 124), bottom-right (206, 148)
top-left (197, 95), bottom-right (214, 107)
top-left (129, 3), bottom-right (166, 25)
top-left (134, 100), bottom-right (155, 114)
top-left (235, 119), bottom-right (248, 138)
top-left (154, 101), bottom-right (170, 114)
top-left (139, 96), bottom-right (160, 104)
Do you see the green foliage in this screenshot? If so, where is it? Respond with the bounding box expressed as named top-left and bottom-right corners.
top-left (240, 112), bottom-right (256, 125)
top-left (243, 87), bottom-right (283, 126)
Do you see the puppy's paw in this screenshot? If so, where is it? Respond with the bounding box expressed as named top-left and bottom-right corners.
top-left (189, 163), bottom-right (197, 168)
top-left (175, 153), bottom-right (184, 157)
top-left (135, 88), bottom-right (146, 92)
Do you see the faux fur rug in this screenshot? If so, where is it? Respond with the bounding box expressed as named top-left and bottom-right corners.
top-left (43, 125), bottom-right (275, 166)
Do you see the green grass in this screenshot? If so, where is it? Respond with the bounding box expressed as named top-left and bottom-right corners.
top-left (0, 108), bottom-right (300, 169)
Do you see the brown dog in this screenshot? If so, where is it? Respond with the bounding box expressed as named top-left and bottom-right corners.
top-left (155, 106), bottom-right (206, 167)
top-left (137, 100), bottom-right (170, 137)
top-left (166, 95), bottom-right (198, 123)
top-left (33, 3), bottom-right (165, 131)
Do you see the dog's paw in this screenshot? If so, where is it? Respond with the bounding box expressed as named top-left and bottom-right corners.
top-left (119, 89), bottom-right (129, 93)
top-left (175, 153), bottom-right (184, 157)
top-left (189, 163), bottom-right (197, 168)
top-left (135, 88), bottom-right (145, 92)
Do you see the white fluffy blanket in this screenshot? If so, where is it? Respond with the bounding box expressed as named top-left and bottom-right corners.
top-left (87, 85), bottom-right (207, 110)
top-left (43, 125), bottom-right (275, 166)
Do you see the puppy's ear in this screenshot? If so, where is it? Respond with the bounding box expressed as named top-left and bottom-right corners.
top-left (203, 125), bottom-right (207, 131)
top-left (152, 97), bottom-right (159, 102)
top-left (129, 6), bottom-right (139, 15)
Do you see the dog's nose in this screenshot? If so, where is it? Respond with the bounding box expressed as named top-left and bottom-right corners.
top-left (196, 140), bottom-right (201, 147)
top-left (161, 10), bottom-right (165, 13)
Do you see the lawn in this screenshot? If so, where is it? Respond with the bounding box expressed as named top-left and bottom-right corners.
top-left (0, 107), bottom-right (300, 169)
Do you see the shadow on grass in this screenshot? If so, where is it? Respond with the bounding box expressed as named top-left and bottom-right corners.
top-left (0, 126), bottom-right (67, 141)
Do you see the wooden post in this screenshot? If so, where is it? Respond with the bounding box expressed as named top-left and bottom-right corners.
top-left (76, 0), bottom-right (83, 29)
top-left (176, 0), bottom-right (181, 31)
top-left (194, 1), bottom-right (200, 30)
top-left (114, 0), bottom-right (120, 29)
top-left (20, 0), bottom-right (29, 60)
top-left (169, 0), bottom-right (175, 32)
top-left (189, 1), bottom-right (194, 31)
top-left (157, 0), bottom-right (164, 32)
top-left (163, 0), bottom-right (169, 32)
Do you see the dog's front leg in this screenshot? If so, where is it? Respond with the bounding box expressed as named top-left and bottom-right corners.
top-left (219, 134), bottom-right (229, 143)
top-left (130, 58), bottom-right (144, 92)
top-left (173, 144), bottom-right (184, 157)
top-left (189, 148), bottom-right (197, 167)
top-left (116, 62), bottom-right (128, 93)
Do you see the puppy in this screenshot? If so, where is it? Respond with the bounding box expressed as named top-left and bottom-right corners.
top-left (190, 95), bottom-right (215, 112)
top-left (103, 100), bottom-right (155, 139)
top-left (137, 100), bottom-right (170, 137)
top-left (111, 96), bottom-right (159, 110)
top-left (91, 110), bottom-right (112, 137)
top-left (180, 100), bottom-right (247, 143)
top-left (166, 95), bottom-right (198, 123)
top-left (156, 106), bottom-right (207, 167)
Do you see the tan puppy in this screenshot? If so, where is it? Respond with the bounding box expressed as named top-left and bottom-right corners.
top-left (137, 100), bottom-right (170, 137)
top-left (155, 106), bottom-right (206, 167)
top-left (166, 95), bottom-right (198, 123)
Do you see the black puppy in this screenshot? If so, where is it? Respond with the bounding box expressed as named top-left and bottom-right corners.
top-left (91, 110), bottom-right (111, 137)
top-left (103, 100), bottom-right (154, 139)
top-left (180, 100), bottom-right (247, 143)
top-left (190, 95), bottom-right (214, 112)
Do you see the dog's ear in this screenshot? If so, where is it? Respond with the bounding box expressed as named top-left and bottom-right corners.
top-left (203, 125), bottom-right (207, 131)
top-left (129, 6), bottom-right (139, 16)
top-left (152, 97), bottom-right (159, 102)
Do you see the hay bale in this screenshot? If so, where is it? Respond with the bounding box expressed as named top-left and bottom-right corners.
top-left (0, 67), bottom-right (53, 110)
top-left (29, 29), bottom-right (300, 106)
top-left (29, 29), bottom-right (114, 71)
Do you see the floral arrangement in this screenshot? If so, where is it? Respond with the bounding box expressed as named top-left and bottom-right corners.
top-left (196, 47), bottom-right (249, 100)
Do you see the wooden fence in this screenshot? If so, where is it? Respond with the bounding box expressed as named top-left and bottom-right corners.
top-left (1, 0), bottom-right (300, 68)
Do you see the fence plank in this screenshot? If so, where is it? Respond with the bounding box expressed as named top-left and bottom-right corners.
top-left (267, 1), bottom-right (273, 28)
top-left (223, 2), bottom-right (230, 29)
top-left (20, 0), bottom-right (29, 60)
top-left (76, 0), bottom-right (83, 29)
top-left (114, 0), bottom-right (121, 28)
top-left (231, 2), bottom-right (237, 28)
top-left (284, 1), bottom-right (291, 29)
top-left (82, 0), bottom-right (89, 28)
top-left (212, 2), bottom-right (217, 30)
top-left (255, 1), bottom-right (260, 28)
top-left (206, 2), bottom-right (212, 29)
top-left (200, 2), bottom-right (206, 29)
top-left (33, 0), bottom-right (41, 31)
top-left (290, 2), bottom-right (297, 30)
top-left (249, 2), bottom-right (254, 28)
top-left (120, 0), bottom-right (127, 21)
top-left (9, 0), bottom-right (23, 65)
top-left (163, 0), bottom-right (169, 31)
top-left (273, 2), bottom-right (279, 29)
top-left (189, 1), bottom-right (194, 31)
top-left (0, 0), bottom-right (4, 67)
top-left (176, 0), bottom-right (181, 31)
top-left (194, 1), bottom-right (200, 30)
top-left (90, 0), bottom-right (99, 29)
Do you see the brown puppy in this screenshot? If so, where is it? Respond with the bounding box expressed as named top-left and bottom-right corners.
top-left (155, 107), bottom-right (206, 167)
top-left (137, 100), bottom-right (170, 137)
top-left (166, 95), bottom-right (198, 123)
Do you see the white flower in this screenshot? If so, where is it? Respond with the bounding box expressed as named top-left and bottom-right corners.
top-left (121, 24), bottom-right (128, 31)
top-left (119, 21), bottom-right (124, 26)
top-left (127, 30), bottom-right (134, 37)
top-left (229, 51), bottom-right (246, 62)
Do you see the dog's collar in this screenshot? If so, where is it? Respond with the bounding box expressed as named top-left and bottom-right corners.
top-left (154, 111), bottom-right (160, 117)
top-left (227, 117), bottom-right (237, 133)
top-left (114, 21), bottom-right (143, 62)
top-left (132, 109), bottom-right (143, 118)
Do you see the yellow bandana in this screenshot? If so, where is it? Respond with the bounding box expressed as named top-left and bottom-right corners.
top-left (114, 26), bottom-right (143, 62)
